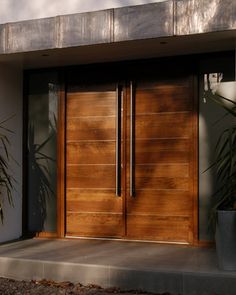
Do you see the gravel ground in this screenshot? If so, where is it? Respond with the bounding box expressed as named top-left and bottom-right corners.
top-left (0, 278), bottom-right (174, 295)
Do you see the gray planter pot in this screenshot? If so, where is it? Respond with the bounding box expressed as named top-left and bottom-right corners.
top-left (216, 210), bottom-right (236, 270)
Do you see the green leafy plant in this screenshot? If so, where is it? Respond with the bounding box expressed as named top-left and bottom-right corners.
top-left (204, 81), bottom-right (236, 225)
top-left (0, 116), bottom-right (15, 223)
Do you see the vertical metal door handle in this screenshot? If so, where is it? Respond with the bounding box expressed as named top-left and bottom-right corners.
top-left (116, 84), bottom-right (122, 197)
top-left (130, 81), bottom-right (135, 197)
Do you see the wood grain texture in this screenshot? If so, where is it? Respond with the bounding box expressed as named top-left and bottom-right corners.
top-left (66, 189), bottom-right (122, 213)
top-left (67, 164), bottom-right (115, 189)
top-left (126, 215), bottom-right (190, 242)
top-left (65, 74), bottom-right (196, 244)
top-left (126, 76), bottom-right (195, 244)
top-left (67, 117), bottom-right (115, 141)
top-left (135, 113), bottom-right (191, 139)
top-left (136, 87), bottom-right (192, 113)
top-left (67, 212), bottom-right (123, 237)
top-left (67, 141), bottom-right (115, 165)
top-left (66, 87), bottom-right (123, 238)
top-left (67, 92), bottom-right (116, 117)
top-left (135, 139), bottom-right (190, 164)
top-left (126, 190), bottom-right (192, 215)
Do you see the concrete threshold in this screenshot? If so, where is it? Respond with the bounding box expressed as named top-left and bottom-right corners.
top-left (0, 238), bottom-right (236, 295)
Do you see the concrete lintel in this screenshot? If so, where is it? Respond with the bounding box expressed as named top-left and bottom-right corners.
top-left (5, 17), bottom-right (57, 53)
top-left (58, 9), bottom-right (113, 48)
top-left (114, 2), bottom-right (174, 42)
top-left (0, 26), bottom-right (5, 54)
top-left (0, 1), bottom-right (235, 55)
top-left (177, 0), bottom-right (236, 35)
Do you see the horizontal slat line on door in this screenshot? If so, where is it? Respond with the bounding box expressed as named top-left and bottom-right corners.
top-left (67, 91), bottom-right (116, 94)
top-left (68, 116), bottom-right (116, 119)
top-left (135, 111), bottom-right (192, 115)
top-left (126, 190), bottom-right (192, 215)
top-left (135, 140), bottom-right (189, 151)
top-left (67, 188), bottom-right (116, 191)
top-left (67, 202), bottom-right (122, 213)
top-left (134, 137), bottom-right (189, 140)
top-left (67, 211), bottom-right (122, 215)
top-left (67, 92), bottom-right (116, 117)
top-left (136, 154), bottom-right (190, 164)
top-left (126, 215), bottom-right (190, 242)
top-left (67, 140), bottom-right (116, 142)
top-left (66, 188), bottom-right (189, 191)
top-left (66, 164), bottom-right (116, 168)
top-left (67, 118), bottom-right (116, 127)
top-left (136, 82), bottom-right (190, 88)
top-left (131, 189), bottom-right (190, 191)
top-left (67, 164), bottom-right (115, 166)
top-left (135, 112), bottom-right (191, 118)
top-left (135, 177), bottom-right (189, 190)
top-left (135, 113), bottom-right (191, 125)
top-left (126, 213), bottom-right (191, 217)
top-left (136, 163), bottom-right (189, 165)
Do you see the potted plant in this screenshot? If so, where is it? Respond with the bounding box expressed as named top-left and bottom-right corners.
top-left (205, 78), bottom-right (236, 270)
top-left (0, 116), bottom-right (15, 223)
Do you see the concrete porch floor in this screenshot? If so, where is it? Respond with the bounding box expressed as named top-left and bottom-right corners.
top-left (0, 239), bottom-right (235, 295)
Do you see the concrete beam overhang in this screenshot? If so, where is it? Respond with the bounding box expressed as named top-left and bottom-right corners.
top-left (0, 31), bottom-right (235, 70)
top-left (0, 0), bottom-right (235, 56)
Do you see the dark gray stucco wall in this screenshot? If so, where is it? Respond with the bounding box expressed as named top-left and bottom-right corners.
top-left (198, 55), bottom-right (235, 241)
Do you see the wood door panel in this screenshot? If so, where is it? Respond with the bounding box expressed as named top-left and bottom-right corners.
top-left (67, 212), bottom-right (123, 237)
top-left (126, 215), bottom-right (191, 242)
top-left (67, 165), bottom-right (115, 189)
top-left (136, 151), bottom-right (190, 164)
top-left (65, 73), bottom-right (196, 244)
top-left (67, 117), bottom-right (115, 141)
top-left (135, 177), bottom-right (189, 190)
top-left (126, 76), bottom-right (195, 244)
top-left (135, 164), bottom-right (189, 178)
top-left (135, 113), bottom-right (191, 139)
top-left (66, 87), bottom-right (123, 238)
top-left (131, 164), bottom-right (190, 192)
top-left (67, 92), bottom-right (116, 117)
top-left (67, 141), bottom-right (115, 165)
top-left (66, 189), bottom-right (122, 212)
top-left (136, 138), bottom-right (190, 152)
top-left (135, 139), bottom-right (190, 164)
top-left (127, 190), bottom-right (192, 215)
top-left (136, 88), bottom-right (192, 113)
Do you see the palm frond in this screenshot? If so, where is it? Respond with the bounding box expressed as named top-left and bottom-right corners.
top-left (0, 116), bottom-right (15, 224)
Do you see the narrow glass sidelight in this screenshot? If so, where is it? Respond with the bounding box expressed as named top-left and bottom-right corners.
top-left (116, 84), bottom-right (122, 197)
top-left (130, 81), bottom-right (135, 197)
top-left (27, 71), bottom-right (59, 233)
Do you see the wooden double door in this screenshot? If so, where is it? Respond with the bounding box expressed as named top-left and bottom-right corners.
top-left (66, 72), bottom-right (196, 244)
